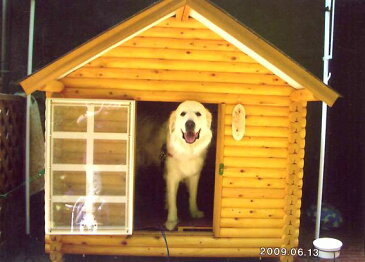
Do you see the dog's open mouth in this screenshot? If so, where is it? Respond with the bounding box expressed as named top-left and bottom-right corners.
top-left (182, 129), bottom-right (201, 144)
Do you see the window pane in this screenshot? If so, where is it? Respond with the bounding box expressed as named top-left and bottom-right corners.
top-left (93, 172), bottom-right (127, 196)
top-left (53, 171), bottom-right (86, 195)
top-left (52, 202), bottom-right (126, 231)
top-left (53, 106), bottom-right (87, 132)
top-left (94, 106), bottom-right (128, 133)
top-left (94, 203), bottom-right (126, 227)
top-left (93, 140), bottom-right (127, 165)
top-left (53, 139), bottom-right (86, 164)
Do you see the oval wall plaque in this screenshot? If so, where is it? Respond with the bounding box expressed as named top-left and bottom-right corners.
top-left (232, 104), bottom-right (245, 141)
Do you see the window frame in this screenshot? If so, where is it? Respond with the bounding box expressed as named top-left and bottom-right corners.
top-left (45, 98), bottom-right (135, 235)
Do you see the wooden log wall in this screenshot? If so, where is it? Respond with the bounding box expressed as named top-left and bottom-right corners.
top-left (280, 100), bottom-right (307, 262)
top-left (60, 17), bottom-right (291, 107)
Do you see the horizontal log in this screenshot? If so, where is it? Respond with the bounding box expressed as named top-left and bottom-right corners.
top-left (224, 157), bottom-right (288, 169)
top-left (283, 201), bottom-right (302, 211)
top-left (225, 104), bottom-right (289, 116)
top-left (156, 17), bottom-right (206, 28)
top-left (219, 228), bottom-right (282, 238)
top-left (42, 80), bottom-right (65, 93)
top-left (223, 177), bottom-right (286, 189)
top-left (283, 216), bottom-right (301, 227)
top-left (223, 167), bottom-right (287, 179)
top-left (61, 88), bottom-right (292, 106)
top-left (224, 126), bottom-right (289, 138)
top-left (122, 36), bottom-right (239, 51)
top-left (140, 26), bottom-right (222, 40)
top-left (223, 146), bottom-right (288, 158)
top-left (291, 89), bottom-right (318, 102)
top-left (287, 157), bottom-right (304, 168)
top-left (61, 78), bottom-right (292, 96)
top-left (225, 115), bottom-right (289, 127)
top-left (288, 135), bottom-right (305, 146)
top-left (283, 227), bottom-right (300, 239)
top-left (69, 67), bottom-right (287, 86)
top-left (103, 46), bottom-right (255, 63)
top-left (284, 188), bottom-right (302, 198)
top-left (224, 136), bottom-right (289, 148)
top-left (222, 188), bottom-right (286, 199)
top-left (87, 57), bottom-right (271, 74)
top-left (221, 198), bottom-right (285, 208)
top-left (52, 234), bottom-right (282, 248)
top-left (220, 218), bottom-right (284, 228)
top-left (289, 101), bottom-right (307, 112)
top-left (221, 208), bottom-right (285, 219)
top-left (58, 245), bottom-right (263, 257)
top-left (289, 112), bottom-right (307, 123)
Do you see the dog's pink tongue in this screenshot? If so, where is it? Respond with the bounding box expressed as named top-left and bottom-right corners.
top-left (185, 132), bottom-right (197, 143)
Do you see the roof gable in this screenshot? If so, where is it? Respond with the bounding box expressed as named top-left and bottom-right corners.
top-left (20, 0), bottom-right (340, 106)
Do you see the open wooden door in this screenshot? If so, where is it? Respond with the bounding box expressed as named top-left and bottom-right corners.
top-left (213, 103), bottom-right (225, 237)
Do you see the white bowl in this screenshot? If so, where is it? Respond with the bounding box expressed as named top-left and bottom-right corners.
top-left (313, 238), bottom-right (343, 259)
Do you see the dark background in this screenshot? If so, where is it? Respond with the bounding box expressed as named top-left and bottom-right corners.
top-left (0, 0), bottom-right (363, 252)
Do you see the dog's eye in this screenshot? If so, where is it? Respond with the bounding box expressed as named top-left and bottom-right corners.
top-left (180, 112), bottom-right (186, 117)
top-left (195, 112), bottom-right (201, 117)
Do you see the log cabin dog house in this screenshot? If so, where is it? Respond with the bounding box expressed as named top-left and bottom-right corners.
top-left (20, 0), bottom-right (340, 261)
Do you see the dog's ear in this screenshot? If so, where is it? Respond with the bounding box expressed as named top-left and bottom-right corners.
top-left (206, 108), bottom-right (212, 129)
top-left (168, 110), bottom-right (176, 134)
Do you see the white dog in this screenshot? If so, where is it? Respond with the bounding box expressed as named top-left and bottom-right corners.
top-left (164, 101), bottom-right (212, 230)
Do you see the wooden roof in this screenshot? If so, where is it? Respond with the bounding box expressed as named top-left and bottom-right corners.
top-left (20, 0), bottom-right (340, 106)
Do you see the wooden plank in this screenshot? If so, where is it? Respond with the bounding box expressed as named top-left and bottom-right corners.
top-left (225, 115), bottom-right (289, 127)
top-left (102, 46), bottom-right (255, 63)
top-left (122, 36), bottom-right (239, 51)
top-left (181, 5), bottom-right (191, 21)
top-left (222, 177), bottom-right (286, 189)
top-left (223, 146), bottom-right (288, 158)
top-left (157, 17), bottom-right (206, 28)
top-left (20, 0), bottom-right (186, 94)
top-left (61, 88), bottom-right (292, 106)
top-left (221, 208), bottom-right (285, 219)
top-left (58, 245), bottom-right (264, 257)
top-left (222, 188), bottom-right (286, 199)
top-left (140, 26), bottom-right (221, 40)
top-left (42, 80), bottom-right (65, 93)
top-left (223, 167), bottom-right (287, 179)
top-left (220, 218), bottom-right (284, 228)
top-left (68, 67), bottom-right (287, 86)
top-left (225, 136), bottom-right (288, 148)
top-left (291, 89), bottom-right (319, 101)
top-left (225, 104), bottom-right (289, 116)
top-left (219, 228), bottom-right (282, 238)
top-left (221, 198), bottom-right (285, 208)
top-left (87, 57), bottom-right (271, 74)
top-left (213, 103), bottom-right (225, 237)
top-left (61, 78), bottom-right (292, 96)
top-left (224, 126), bottom-right (289, 138)
top-left (52, 234), bottom-right (283, 248)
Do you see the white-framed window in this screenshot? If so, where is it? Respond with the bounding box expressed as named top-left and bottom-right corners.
top-left (45, 98), bottom-right (135, 235)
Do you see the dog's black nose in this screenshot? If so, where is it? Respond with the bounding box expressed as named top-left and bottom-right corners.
top-left (185, 120), bottom-right (195, 131)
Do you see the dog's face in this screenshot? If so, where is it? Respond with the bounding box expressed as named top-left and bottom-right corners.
top-left (168, 101), bottom-right (212, 145)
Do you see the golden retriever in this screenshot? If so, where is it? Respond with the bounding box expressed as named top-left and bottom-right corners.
top-left (164, 101), bottom-right (212, 230)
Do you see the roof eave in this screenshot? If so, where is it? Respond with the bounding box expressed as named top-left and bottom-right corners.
top-left (188, 0), bottom-right (341, 106)
top-left (20, 0), bottom-right (186, 94)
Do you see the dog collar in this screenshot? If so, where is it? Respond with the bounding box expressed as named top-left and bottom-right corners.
top-left (160, 144), bottom-right (173, 161)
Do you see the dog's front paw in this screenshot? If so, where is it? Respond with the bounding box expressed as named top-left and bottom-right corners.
top-left (165, 219), bottom-right (178, 231)
top-left (190, 209), bottom-right (204, 219)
